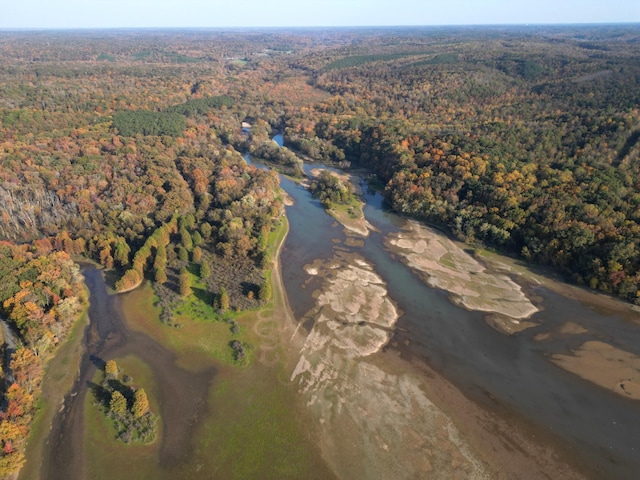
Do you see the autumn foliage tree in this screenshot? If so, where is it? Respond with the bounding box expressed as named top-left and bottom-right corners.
top-left (179, 268), bottom-right (191, 297)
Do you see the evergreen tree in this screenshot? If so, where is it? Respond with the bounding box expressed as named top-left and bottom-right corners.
top-left (180, 227), bottom-right (193, 251)
top-left (219, 286), bottom-right (230, 311)
top-left (176, 246), bottom-right (188, 261)
top-left (105, 360), bottom-right (119, 379)
top-left (200, 222), bottom-right (212, 239)
top-left (155, 265), bottom-right (167, 284)
top-left (179, 267), bottom-right (191, 297)
top-left (259, 281), bottom-right (272, 302)
top-left (154, 244), bottom-right (167, 270)
top-left (192, 246), bottom-right (203, 263)
top-left (200, 261), bottom-right (211, 279)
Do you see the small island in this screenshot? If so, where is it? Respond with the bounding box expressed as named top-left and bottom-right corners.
top-left (91, 360), bottom-right (158, 445)
top-left (308, 169), bottom-right (370, 236)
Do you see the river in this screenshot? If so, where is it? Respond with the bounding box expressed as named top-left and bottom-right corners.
top-left (38, 136), bottom-right (640, 479)
top-left (269, 134), bottom-right (640, 479)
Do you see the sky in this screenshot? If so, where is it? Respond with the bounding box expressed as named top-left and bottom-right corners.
top-left (1, 0), bottom-right (639, 29)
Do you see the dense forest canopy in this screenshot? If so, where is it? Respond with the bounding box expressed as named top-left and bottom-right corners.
top-left (1, 24), bottom-right (640, 475)
top-left (0, 24), bottom-right (639, 304)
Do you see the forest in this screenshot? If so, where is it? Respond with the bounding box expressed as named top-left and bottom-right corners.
top-left (1, 24), bottom-right (640, 477)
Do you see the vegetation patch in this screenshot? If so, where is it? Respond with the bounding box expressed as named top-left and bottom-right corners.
top-left (83, 355), bottom-right (160, 480)
top-left (112, 110), bottom-right (187, 137)
top-left (323, 52), bottom-right (426, 70)
top-left (89, 359), bottom-right (158, 445)
top-left (165, 95), bottom-right (235, 117)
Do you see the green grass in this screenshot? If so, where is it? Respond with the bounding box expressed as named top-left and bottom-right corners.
top-left (188, 366), bottom-right (331, 480)
top-left (323, 51), bottom-right (428, 70)
top-left (122, 281), bottom-right (251, 368)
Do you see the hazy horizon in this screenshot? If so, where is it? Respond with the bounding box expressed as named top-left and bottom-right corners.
top-left (2, 0), bottom-right (639, 30)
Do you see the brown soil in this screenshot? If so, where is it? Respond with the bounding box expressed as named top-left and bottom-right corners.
top-left (552, 341), bottom-right (640, 401)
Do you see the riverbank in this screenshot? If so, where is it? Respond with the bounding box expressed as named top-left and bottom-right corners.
top-left (473, 246), bottom-right (640, 402)
top-left (61, 212), bottom-right (334, 479)
top-left (18, 306), bottom-right (90, 480)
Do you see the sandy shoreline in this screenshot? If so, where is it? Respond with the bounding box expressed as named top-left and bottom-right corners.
top-left (287, 248), bottom-right (590, 479)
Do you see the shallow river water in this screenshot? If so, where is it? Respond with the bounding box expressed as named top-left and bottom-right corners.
top-left (38, 137), bottom-right (640, 479)
top-left (272, 137), bottom-right (640, 479)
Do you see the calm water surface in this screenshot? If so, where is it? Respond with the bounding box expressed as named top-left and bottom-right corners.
top-left (274, 148), bottom-right (640, 480)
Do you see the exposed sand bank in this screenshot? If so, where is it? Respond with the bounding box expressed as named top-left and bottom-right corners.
top-left (291, 253), bottom-right (489, 479)
top-left (386, 221), bottom-right (538, 329)
top-left (552, 341), bottom-right (640, 401)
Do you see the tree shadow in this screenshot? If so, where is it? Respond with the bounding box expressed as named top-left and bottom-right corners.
top-left (240, 281), bottom-right (258, 298)
top-left (192, 286), bottom-right (215, 306)
top-left (89, 354), bottom-right (106, 371)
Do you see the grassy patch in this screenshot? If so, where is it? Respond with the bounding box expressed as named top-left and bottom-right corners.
top-left (324, 51), bottom-right (427, 70)
top-left (122, 282), bottom-right (251, 369)
top-left (188, 366), bottom-right (331, 480)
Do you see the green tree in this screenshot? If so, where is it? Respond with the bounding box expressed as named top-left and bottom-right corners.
top-left (110, 390), bottom-right (127, 417)
top-left (155, 265), bottom-right (167, 284)
top-left (192, 231), bottom-right (203, 246)
top-left (176, 246), bottom-right (188, 262)
top-left (200, 261), bottom-right (211, 279)
top-left (200, 222), bottom-right (212, 239)
top-left (219, 286), bottom-right (230, 311)
top-left (154, 244), bottom-right (167, 270)
top-left (259, 281), bottom-right (272, 302)
top-left (114, 238), bottom-right (131, 268)
top-left (180, 227), bottom-right (193, 251)
top-left (179, 267), bottom-right (191, 297)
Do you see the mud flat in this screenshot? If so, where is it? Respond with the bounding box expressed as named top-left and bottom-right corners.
top-left (291, 253), bottom-right (489, 479)
top-left (552, 341), bottom-right (640, 401)
top-left (386, 221), bottom-right (538, 331)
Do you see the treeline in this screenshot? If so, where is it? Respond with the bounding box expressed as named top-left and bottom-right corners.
top-left (284, 26), bottom-right (640, 302)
